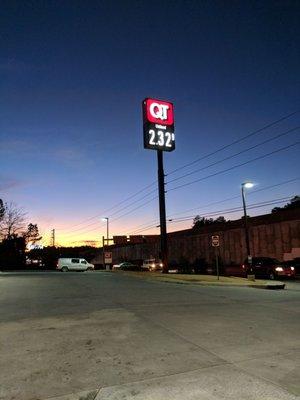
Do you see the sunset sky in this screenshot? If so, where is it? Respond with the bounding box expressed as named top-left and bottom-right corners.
top-left (1, 1), bottom-right (299, 246)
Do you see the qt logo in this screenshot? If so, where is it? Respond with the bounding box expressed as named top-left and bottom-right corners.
top-left (149, 103), bottom-right (169, 120)
top-left (145, 98), bottom-right (174, 125)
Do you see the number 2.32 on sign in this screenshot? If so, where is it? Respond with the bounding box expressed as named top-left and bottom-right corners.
top-left (148, 129), bottom-right (175, 148)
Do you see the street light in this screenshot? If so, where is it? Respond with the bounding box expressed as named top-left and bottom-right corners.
top-left (241, 182), bottom-right (254, 272)
top-left (102, 217), bottom-right (109, 244)
top-left (102, 217), bottom-right (109, 270)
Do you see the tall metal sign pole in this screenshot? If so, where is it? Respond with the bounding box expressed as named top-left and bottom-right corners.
top-left (157, 150), bottom-right (168, 272)
top-left (142, 98), bottom-right (175, 274)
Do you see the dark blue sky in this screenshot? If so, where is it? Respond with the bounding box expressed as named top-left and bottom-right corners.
top-left (1, 1), bottom-right (299, 245)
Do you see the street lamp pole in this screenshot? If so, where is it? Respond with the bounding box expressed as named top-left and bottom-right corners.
top-left (102, 217), bottom-right (109, 269)
top-left (241, 182), bottom-right (253, 274)
top-left (106, 218), bottom-right (109, 246)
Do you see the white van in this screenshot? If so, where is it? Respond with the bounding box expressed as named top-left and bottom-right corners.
top-left (142, 259), bottom-right (163, 271)
top-left (56, 258), bottom-right (94, 272)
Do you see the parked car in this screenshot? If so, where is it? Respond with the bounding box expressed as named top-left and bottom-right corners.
top-left (141, 259), bottom-right (163, 271)
top-left (112, 262), bottom-right (132, 270)
top-left (285, 258), bottom-right (300, 275)
top-left (242, 257), bottom-right (295, 279)
top-left (119, 262), bottom-right (140, 271)
top-left (56, 258), bottom-right (94, 272)
top-left (112, 262), bottom-right (139, 271)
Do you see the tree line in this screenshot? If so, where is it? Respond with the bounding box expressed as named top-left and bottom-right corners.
top-left (0, 199), bottom-right (41, 269)
top-left (192, 196), bottom-right (299, 230)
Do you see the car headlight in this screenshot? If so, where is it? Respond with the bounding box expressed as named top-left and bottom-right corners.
top-left (275, 266), bottom-right (283, 272)
top-left (159, 263), bottom-right (163, 267)
top-left (291, 266), bottom-right (295, 271)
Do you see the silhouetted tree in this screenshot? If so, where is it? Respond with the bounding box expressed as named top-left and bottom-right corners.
top-left (24, 223), bottom-right (42, 245)
top-left (192, 215), bottom-right (227, 230)
top-left (0, 202), bottom-right (26, 239)
top-left (214, 216), bottom-right (227, 223)
top-left (272, 195), bottom-right (300, 213)
top-left (0, 199), bottom-right (5, 221)
top-left (0, 201), bottom-right (42, 269)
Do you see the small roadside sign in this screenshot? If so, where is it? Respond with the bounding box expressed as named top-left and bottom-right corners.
top-left (211, 235), bottom-right (220, 247)
top-left (104, 251), bottom-right (112, 264)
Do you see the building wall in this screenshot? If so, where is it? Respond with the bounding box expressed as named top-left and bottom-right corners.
top-left (108, 209), bottom-right (300, 266)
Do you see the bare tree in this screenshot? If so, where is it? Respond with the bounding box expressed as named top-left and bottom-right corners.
top-left (0, 199), bottom-right (5, 221)
top-left (0, 202), bottom-right (27, 240)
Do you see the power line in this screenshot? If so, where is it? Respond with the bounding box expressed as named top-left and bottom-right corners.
top-left (109, 196), bottom-right (158, 223)
top-left (169, 196), bottom-right (294, 223)
top-left (60, 137), bottom-right (298, 237)
top-left (60, 220), bottom-right (106, 236)
top-left (118, 178), bottom-right (299, 235)
top-left (55, 180), bottom-right (157, 231)
top-left (65, 192), bottom-right (297, 243)
top-left (56, 110), bottom-right (299, 234)
top-left (167, 109), bottom-right (300, 176)
top-left (168, 177), bottom-right (300, 218)
top-left (59, 188), bottom-right (157, 236)
top-left (167, 127), bottom-right (299, 185)
top-left (119, 196), bottom-right (294, 236)
top-left (167, 142), bottom-right (300, 192)
top-left (126, 223), bottom-right (159, 235)
top-left (62, 196), bottom-right (158, 239)
top-left (116, 217), bottom-right (159, 235)
top-left (108, 189), bottom-right (157, 218)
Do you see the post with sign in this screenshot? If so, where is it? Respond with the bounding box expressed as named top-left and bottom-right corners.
top-left (142, 98), bottom-right (175, 273)
top-left (102, 236), bottom-right (113, 270)
top-left (211, 235), bottom-right (220, 280)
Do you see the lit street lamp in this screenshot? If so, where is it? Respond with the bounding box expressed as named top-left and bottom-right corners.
top-left (241, 182), bottom-right (254, 273)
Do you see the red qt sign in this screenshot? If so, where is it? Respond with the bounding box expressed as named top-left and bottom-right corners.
top-left (142, 97), bottom-right (175, 152)
top-left (145, 98), bottom-right (174, 126)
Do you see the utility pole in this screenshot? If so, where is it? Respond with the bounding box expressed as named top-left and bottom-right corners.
top-left (102, 218), bottom-right (110, 270)
top-left (241, 188), bottom-right (250, 258)
top-left (51, 229), bottom-right (55, 247)
top-left (241, 182), bottom-right (254, 276)
top-left (102, 236), bottom-right (105, 270)
top-left (157, 150), bottom-right (168, 273)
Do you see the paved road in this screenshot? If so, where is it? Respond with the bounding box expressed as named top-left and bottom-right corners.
top-left (0, 271), bottom-right (299, 400)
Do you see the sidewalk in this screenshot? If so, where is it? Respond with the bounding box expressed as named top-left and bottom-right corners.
top-left (116, 271), bottom-right (286, 289)
top-left (44, 361), bottom-right (299, 399)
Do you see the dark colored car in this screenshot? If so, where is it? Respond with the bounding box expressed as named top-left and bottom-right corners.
top-left (285, 258), bottom-right (300, 275)
top-left (119, 262), bottom-right (140, 271)
top-left (242, 257), bottom-right (296, 279)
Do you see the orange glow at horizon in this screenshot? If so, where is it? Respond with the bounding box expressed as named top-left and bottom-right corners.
top-left (39, 218), bottom-right (165, 247)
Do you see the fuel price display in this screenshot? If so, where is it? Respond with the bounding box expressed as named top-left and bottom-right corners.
top-left (142, 98), bottom-right (175, 152)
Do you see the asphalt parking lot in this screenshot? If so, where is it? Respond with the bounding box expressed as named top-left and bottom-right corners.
top-left (0, 271), bottom-right (299, 400)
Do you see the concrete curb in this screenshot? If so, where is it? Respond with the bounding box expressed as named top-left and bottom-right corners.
top-left (155, 279), bottom-right (286, 290)
top-left (117, 272), bottom-right (286, 290)
top-left (250, 282), bottom-right (286, 290)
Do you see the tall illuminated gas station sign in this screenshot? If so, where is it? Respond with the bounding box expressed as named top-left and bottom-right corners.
top-left (142, 98), bottom-right (175, 151)
top-left (142, 98), bottom-right (175, 273)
